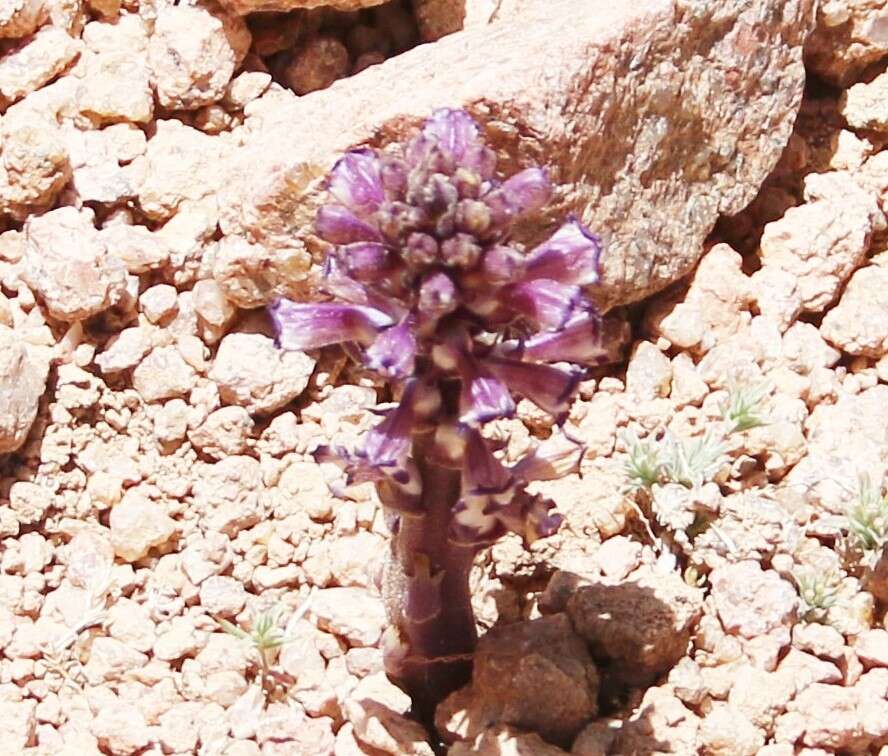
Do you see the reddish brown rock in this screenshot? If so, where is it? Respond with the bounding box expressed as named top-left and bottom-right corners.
top-left (219, 0), bottom-right (814, 307)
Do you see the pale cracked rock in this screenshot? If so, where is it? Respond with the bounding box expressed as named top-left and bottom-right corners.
top-left (95, 326), bottom-right (153, 373)
top-left (344, 673), bottom-right (434, 755)
top-left (625, 341), bottom-right (671, 400)
top-left (0, 699), bottom-right (36, 752)
top-left (217, 0), bottom-right (386, 14)
top-left (209, 332), bottom-right (315, 415)
top-left (199, 574), bottom-right (247, 616)
top-left (842, 70), bottom-right (888, 132)
top-left (91, 701), bottom-right (152, 755)
top-left (710, 561), bottom-right (797, 642)
top-left (821, 265), bottom-right (888, 357)
top-left (0, 117), bottom-right (70, 220)
top-left (649, 243), bottom-right (753, 352)
top-left (780, 682), bottom-right (888, 751)
top-left (751, 173), bottom-right (878, 331)
top-left (0, 325), bottom-right (48, 454)
top-left (806, 0), bottom-right (888, 87)
top-left (150, 2), bottom-right (250, 110)
top-left (311, 587), bottom-right (386, 647)
top-left (23, 207), bottom-right (127, 322)
top-left (0, 0), bottom-right (45, 38)
top-left (784, 385), bottom-right (888, 513)
top-left (855, 629), bottom-right (888, 669)
top-left (437, 614), bottom-right (597, 746)
top-left (220, 0), bottom-right (814, 307)
top-left (99, 223), bottom-right (170, 275)
top-left (699, 703), bottom-right (765, 756)
top-left (74, 46), bottom-right (153, 125)
top-left (138, 119), bottom-right (226, 221)
top-left (0, 26), bottom-right (81, 105)
top-left (109, 490), bottom-right (177, 562)
top-left (188, 405), bottom-right (254, 459)
top-left (133, 346), bottom-right (197, 403)
top-left (565, 565), bottom-right (703, 686)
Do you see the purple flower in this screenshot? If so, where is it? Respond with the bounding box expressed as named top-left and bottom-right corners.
top-left (270, 107), bottom-right (612, 712)
top-left (270, 300), bottom-right (393, 350)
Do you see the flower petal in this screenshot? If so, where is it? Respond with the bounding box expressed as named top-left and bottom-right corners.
top-left (457, 352), bottom-right (516, 425)
top-left (525, 217), bottom-right (602, 285)
top-left (495, 491), bottom-right (564, 545)
top-left (499, 167), bottom-right (552, 215)
top-left (484, 356), bottom-right (580, 418)
top-left (417, 271), bottom-right (459, 323)
top-left (315, 205), bottom-right (383, 245)
top-left (270, 300), bottom-right (394, 350)
top-left (423, 108), bottom-right (480, 164)
top-left (365, 320), bottom-right (417, 379)
top-left (462, 428), bottom-right (514, 495)
top-left (520, 312), bottom-right (607, 365)
top-left (327, 148), bottom-right (385, 214)
top-left (503, 279), bottom-right (584, 330)
top-left (336, 242), bottom-right (391, 282)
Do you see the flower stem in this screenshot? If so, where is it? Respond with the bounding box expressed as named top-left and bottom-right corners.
top-left (383, 431), bottom-right (478, 723)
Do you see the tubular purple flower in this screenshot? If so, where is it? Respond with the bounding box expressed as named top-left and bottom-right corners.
top-left (495, 491), bottom-right (564, 545)
top-left (481, 245), bottom-right (526, 283)
top-left (456, 352), bottom-right (515, 426)
top-left (502, 278), bottom-right (584, 330)
top-left (315, 205), bottom-right (384, 245)
top-left (270, 300), bottom-right (394, 350)
top-left (484, 356), bottom-right (581, 419)
top-left (422, 108), bottom-right (480, 165)
top-left (499, 167), bottom-right (553, 215)
top-left (336, 242), bottom-right (391, 282)
top-left (328, 148), bottom-right (385, 215)
top-left (417, 271), bottom-right (458, 323)
top-left (524, 217), bottom-right (603, 285)
top-left (519, 312), bottom-right (608, 365)
top-left (365, 320), bottom-right (417, 379)
top-left (462, 428), bottom-right (514, 495)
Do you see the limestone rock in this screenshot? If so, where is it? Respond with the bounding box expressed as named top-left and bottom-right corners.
top-left (149, 2), bottom-right (250, 110)
top-left (217, 0), bottom-right (385, 14)
top-left (109, 490), bottom-right (177, 562)
top-left (821, 265), bottom-right (888, 357)
top-left (0, 117), bottom-right (70, 220)
top-left (133, 346), bottom-right (197, 403)
top-left (0, 326), bottom-right (47, 454)
top-left (699, 703), bottom-right (765, 756)
top-left (842, 70), bottom-right (888, 132)
top-left (138, 120), bottom-right (226, 221)
top-left (710, 561), bottom-right (797, 642)
top-left (437, 614), bottom-right (597, 746)
top-left (23, 207), bottom-right (127, 321)
top-left (311, 587), bottom-right (386, 647)
top-left (806, 0), bottom-right (888, 87)
top-left (220, 0), bottom-right (814, 307)
top-left (0, 26), bottom-right (81, 105)
top-left (209, 332), bottom-right (315, 415)
top-left (784, 385), bottom-right (888, 514)
top-left (0, 0), bottom-right (45, 38)
top-left (751, 173), bottom-right (878, 331)
top-left (565, 566), bottom-right (703, 686)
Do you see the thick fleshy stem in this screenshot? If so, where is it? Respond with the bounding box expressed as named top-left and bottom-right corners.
top-left (382, 430), bottom-right (477, 723)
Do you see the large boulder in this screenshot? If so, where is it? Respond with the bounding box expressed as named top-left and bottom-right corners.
top-left (218, 0), bottom-right (815, 309)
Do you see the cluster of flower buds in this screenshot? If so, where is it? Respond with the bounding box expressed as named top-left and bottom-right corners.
top-left (271, 108), bottom-right (606, 549)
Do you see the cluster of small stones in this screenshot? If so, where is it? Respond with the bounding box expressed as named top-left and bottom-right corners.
top-left (250, 1), bottom-right (421, 96)
top-left (3, 1), bottom-right (888, 755)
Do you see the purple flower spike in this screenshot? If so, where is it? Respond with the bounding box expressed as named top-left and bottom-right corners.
top-left (365, 320), bottom-right (417, 379)
top-left (525, 217), bottom-right (603, 285)
top-left (315, 205), bottom-right (384, 245)
top-left (270, 300), bottom-right (393, 350)
top-left (503, 278), bottom-right (584, 330)
top-left (270, 107), bottom-right (610, 716)
top-left (328, 148), bottom-right (385, 215)
top-left (484, 356), bottom-right (581, 418)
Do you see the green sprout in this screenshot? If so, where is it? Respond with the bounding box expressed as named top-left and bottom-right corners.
top-left (720, 380), bottom-right (770, 433)
top-left (623, 430), bottom-right (663, 491)
top-left (792, 566), bottom-right (842, 624)
top-left (847, 474), bottom-right (888, 553)
top-left (216, 592), bottom-right (313, 694)
top-left (660, 429), bottom-right (727, 490)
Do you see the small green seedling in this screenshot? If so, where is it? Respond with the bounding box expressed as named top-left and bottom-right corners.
top-left (623, 430), bottom-right (664, 491)
top-left (720, 380), bottom-right (770, 434)
top-left (216, 591), bottom-right (314, 694)
top-left (793, 566), bottom-right (842, 624)
top-left (847, 474), bottom-right (888, 553)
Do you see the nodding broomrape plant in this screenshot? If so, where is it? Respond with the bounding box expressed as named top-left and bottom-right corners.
top-left (270, 108), bottom-right (607, 715)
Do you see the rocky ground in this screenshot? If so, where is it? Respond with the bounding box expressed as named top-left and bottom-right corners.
top-left (3, 0), bottom-right (888, 754)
